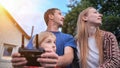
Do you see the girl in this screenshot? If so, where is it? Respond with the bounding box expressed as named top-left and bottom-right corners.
top-left (75, 7), bottom-right (120, 68)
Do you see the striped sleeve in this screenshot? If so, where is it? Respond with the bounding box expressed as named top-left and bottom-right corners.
top-left (98, 31), bottom-right (120, 68)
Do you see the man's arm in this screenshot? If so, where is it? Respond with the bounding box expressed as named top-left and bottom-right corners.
top-left (57, 46), bottom-right (74, 67)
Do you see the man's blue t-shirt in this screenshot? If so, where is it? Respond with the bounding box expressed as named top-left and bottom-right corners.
top-left (27, 31), bottom-right (77, 68)
top-left (52, 32), bottom-right (76, 56)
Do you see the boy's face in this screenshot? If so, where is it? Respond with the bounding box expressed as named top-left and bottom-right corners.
top-left (40, 36), bottom-right (56, 52)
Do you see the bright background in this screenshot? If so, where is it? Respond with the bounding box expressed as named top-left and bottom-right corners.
top-left (0, 0), bottom-right (71, 36)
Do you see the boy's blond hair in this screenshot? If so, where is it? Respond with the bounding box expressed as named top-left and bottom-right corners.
top-left (32, 31), bottom-right (56, 47)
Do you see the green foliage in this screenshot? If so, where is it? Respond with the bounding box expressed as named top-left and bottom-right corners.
top-left (62, 0), bottom-right (93, 36)
top-left (62, 0), bottom-right (120, 45)
top-left (101, 16), bottom-right (120, 32)
top-left (62, 0), bottom-right (120, 37)
top-left (99, 0), bottom-right (120, 16)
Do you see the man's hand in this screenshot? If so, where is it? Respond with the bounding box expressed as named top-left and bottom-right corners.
top-left (37, 48), bottom-right (58, 68)
top-left (11, 49), bottom-right (58, 68)
top-left (11, 53), bottom-right (27, 68)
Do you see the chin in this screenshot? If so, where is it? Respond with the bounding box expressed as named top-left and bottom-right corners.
top-left (59, 23), bottom-right (63, 27)
top-left (59, 25), bottom-right (63, 27)
top-left (94, 23), bottom-right (102, 27)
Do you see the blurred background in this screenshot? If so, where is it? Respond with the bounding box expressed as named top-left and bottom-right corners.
top-left (62, 0), bottom-right (120, 47)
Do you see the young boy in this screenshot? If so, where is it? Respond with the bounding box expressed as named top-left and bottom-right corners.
top-left (30, 31), bottom-right (64, 68)
top-left (33, 31), bottom-right (56, 52)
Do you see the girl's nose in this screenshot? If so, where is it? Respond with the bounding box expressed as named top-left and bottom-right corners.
top-left (99, 13), bottom-right (103, 17)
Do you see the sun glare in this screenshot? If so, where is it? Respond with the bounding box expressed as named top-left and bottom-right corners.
top-left (0, 0), bottom-right (12, 8)
top-left (0, 0), bottom-right (21, 12)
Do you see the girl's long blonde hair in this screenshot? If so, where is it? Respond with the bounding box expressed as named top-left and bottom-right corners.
top-left (75, 7), bottom-right (103, 68)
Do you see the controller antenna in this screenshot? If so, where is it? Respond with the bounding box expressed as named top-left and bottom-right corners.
top-left (36, 34), bottom-right (39, 49)
top-left (21, 34), bottom-right (24, 48)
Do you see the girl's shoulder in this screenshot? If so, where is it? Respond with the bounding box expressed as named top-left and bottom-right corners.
top-left (100, 30), bottom-right (115, 37)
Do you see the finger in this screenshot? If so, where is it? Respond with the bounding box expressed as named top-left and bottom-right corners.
top-left (40, 63), bottom-right (57, 68)
top-left (12, 60), bottom-right (27, 66)
top-left (41, 52), bottom-right (58, 59)
top-left (11, 57), bottom-right (27, 68)
top-left (11, 53), bottom-right (21, 58)
top-left (11, 57), bottom-right (26, 63)
top-left (37, 57), bottom-right (58, 64)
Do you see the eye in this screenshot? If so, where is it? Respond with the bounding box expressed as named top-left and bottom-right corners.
top-left (59, 12), bottom-right (62, 15)
top-left (46, 40), bottom-right (51, 43)
top-left (94, 11), bottom-right (97, 13)
top-left (54, 41), bottom-right (56, 44)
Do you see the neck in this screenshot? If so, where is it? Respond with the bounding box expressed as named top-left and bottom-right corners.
top-left (47, 23), bottom-right (59, 32)
top-left (88, 26), bottom-right (96, 37)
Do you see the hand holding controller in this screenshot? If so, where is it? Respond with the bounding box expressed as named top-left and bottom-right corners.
top-left (19, 34), bottom-right (45, 66)
top-left (19, 47), bottom-right (45, 66)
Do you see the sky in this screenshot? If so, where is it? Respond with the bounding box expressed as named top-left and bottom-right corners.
top-left (0, 0), bottom-right (71, 36)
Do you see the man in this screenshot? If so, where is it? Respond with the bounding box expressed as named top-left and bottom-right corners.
top-left (11, 8), bottom-right (76, 68)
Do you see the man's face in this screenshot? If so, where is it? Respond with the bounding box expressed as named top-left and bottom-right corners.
top-left (53, 10), bottom-right (64, 27)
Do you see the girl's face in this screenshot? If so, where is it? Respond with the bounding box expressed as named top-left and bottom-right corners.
top-left (40, 36), bottom-right (56, 52)
top-left (85, 8), bottom-right (103, 26)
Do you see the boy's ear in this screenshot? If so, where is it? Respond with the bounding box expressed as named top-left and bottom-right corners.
top-left (48, 14), bottom-right (54, 19)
